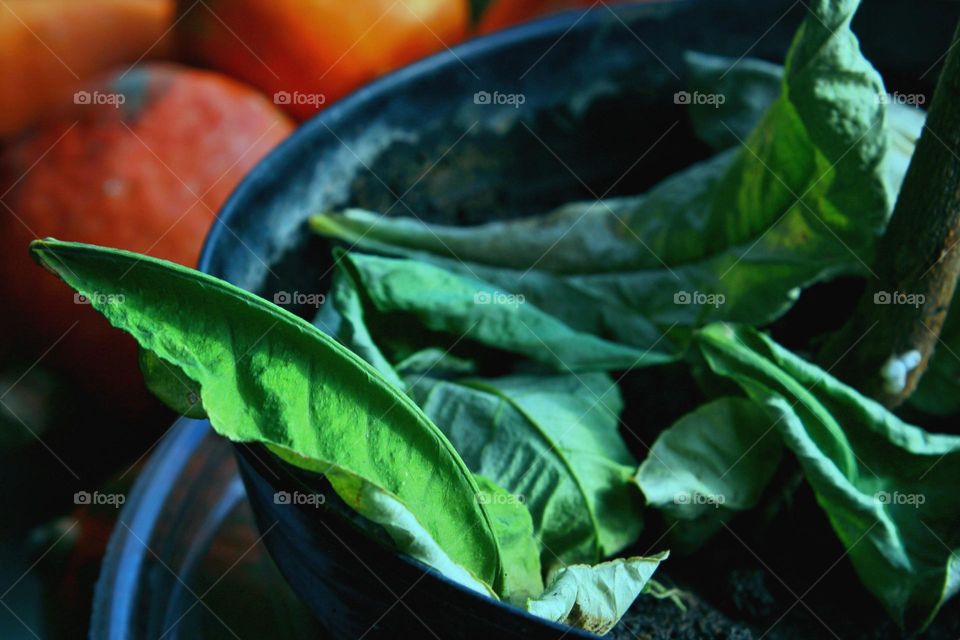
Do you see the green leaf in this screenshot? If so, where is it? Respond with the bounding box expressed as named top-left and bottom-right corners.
top-left (526, 552), bottom-right (669, 635)
top-left (312, 0), bottom-right (916, 337)
top-left (684, 51), bottom-right (926, 210)
top-left (335, 251), bottom-right (668, 371)
top-left (635, 397), bottom-right (782, 551)
top-left (695, 323), bottom-right (960, 632)
top-left (685, 50), bottom-right (924, 211)
top-left (408, 373), bottom-right (642, 573)
top-left (393, 347), bottom-right (478, 377)
top-left (29, 238), bottom-right (504, 593)
top-left (474, 475), bottom-right (544, 604)
top-left (316, 263), bottom-right (404, 388)
top-left (311, 216), bottom-right (676, 356)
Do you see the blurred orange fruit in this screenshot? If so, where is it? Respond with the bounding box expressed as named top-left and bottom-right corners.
top-left (0, 0), bottom-right (175, 139)
top-left (175, 0), bottom-right (470, 120)
top-left (0, 63), bottom-right (293, 408)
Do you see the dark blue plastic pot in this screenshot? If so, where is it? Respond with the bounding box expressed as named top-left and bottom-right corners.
top-left (189, 0), bottom-right (958, 638)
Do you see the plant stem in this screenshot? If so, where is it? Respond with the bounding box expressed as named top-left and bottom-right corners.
top-left (821, 19), bottom-right (960, 408)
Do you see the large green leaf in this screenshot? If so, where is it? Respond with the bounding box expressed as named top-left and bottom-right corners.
top-left (635, 397), bottom-right (782, 551)
top-left (526, 552), bottom-right (668, 635)
top-left (30, 239), bottom-right (504, 593)
top-left (696, 323), bottom-right (960, 632)
top-left (408, 373), bottom-right (642, 573)
top-left (334, 251), bottom-right (668, 371)
top-left (312, 0), bottom-right (913, 337)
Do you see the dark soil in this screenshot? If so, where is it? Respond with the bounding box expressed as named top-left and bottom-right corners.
top-left (612, 593), bottom-right (753, 640)
top-left (610, 573), bottom-right (960, 640)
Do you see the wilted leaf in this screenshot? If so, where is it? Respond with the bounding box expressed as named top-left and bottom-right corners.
top-left (334, 251), bottom-right (668, 371)
top-left (526, 552), bottom-right (668, 635)
top-left (635, 397), bottom-right (781, 550)
top-left (696, 323), bottom-right (960, 632)
top-left (409, 373), bottom-right (642, 573)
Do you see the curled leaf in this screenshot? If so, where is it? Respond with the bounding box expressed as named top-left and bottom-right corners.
top-left (526, 552), bottom-right (668, 635)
